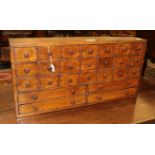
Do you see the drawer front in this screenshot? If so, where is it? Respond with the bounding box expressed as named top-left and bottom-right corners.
top-left (61, 45), bottom-right (80, 58)
top-left (115, 43), bottom-right (131, 56)
top-left (18, 95), bottom-right (86, 115)
top-left (14, 48), bottom-right (37, 62)
top-left (39, 60), bottom-right (60, 74)
top-left (81, 58), bottom-right (97, 71)
top-left (81, 45), bottom-right (98, 57)
top-left (88, 78), bottom-right (139, 93)
top-left (114, 68), bottom-right (128, 80)
top-left (132, 42), bottom-right (146, 55)
top-left (99, 57), bottom-right (114, 68)
top-left (60, 73), bottom-right (79, 87)
top-left (38, 46), bottom-right (61, 60)
top-left (97, 69), bottom-right (113, 82)
top-left (61, 59), bottom-right (80, 73)
top-left (17, 85), bottom-right (86, 104)
top-left (40, 75), bottom-right (59, 89)
top-left (15, 63), bottom-right (38, 77)
top-left (129, 66), bottom-right (141, 78)
top-left (115, 56), bottom-right (129, 67)
top-left (130, 55), bottom-right (144, 66)
top-left (17, 77), bottom-right (39, 92)
top-left (99, 44), bottom-right (115, 57)
top-left (79, 71), bottom-right (97, 84)
top-left (88, 89), bottom-right (129, 103)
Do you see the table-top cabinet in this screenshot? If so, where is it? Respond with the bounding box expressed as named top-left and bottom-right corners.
top-left (9, 37), bottom-right (147, 117)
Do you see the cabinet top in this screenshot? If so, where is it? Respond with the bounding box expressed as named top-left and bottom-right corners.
top-left (9, 37), bottom-right (146, 47)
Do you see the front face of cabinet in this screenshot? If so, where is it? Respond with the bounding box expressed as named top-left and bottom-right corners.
top-left (10, 38), bottom-right (146, 117)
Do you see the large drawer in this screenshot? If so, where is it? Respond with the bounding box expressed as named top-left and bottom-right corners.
top-left (17, 85), bottom-right (86, 104)
top-left (88, 87), bottom-right (137, 103)
top-left (18, 95), bottom-right (86, 116)
top-left (88, 78), bottom-right (139, 93)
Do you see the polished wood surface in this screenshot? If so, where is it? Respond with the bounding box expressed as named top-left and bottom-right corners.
top-left (0, 78), bottom-right (155, 124)
top-left (10, 37), bottom-right (146, 117)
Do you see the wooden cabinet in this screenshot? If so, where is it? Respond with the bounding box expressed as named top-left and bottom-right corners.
top-left (9, 37), bottom-right (146, 117)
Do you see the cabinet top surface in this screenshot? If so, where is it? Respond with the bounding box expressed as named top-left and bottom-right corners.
top-left (9, 37), bottom-right (146, 47)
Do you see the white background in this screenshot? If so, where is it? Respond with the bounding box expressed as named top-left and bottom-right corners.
top-left (0, 0), bottom-right (155, 155)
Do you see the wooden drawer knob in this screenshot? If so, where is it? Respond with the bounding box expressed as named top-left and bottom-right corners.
top-left (24, 52), bottom-right (30, 58)
top-left (48, 81), bottom-right (53, 85)
top-left (68, 50), bottom-right (74, 55)
top-left (105, 48), bottom-right (110, 52)
top-left (32, 95), bottom-right (38, 100)
top-left (87, 76), bottom-right (91, 81)
top-left (24, 68), bottom-right (30, 74)
top-left (122, 47), bottom-right (128, 52)
top-left (135, 59), bottom-right (139, 63)
top-left (68, 79), bottom-right (73, 83)
top-left (24, 82), bottom-right (31, 88)
top-left (136, 47), bottom-right (141, 51)
top-left (71, 89), bottom-right (76, 95)
top-left (104, 60), bottom-right (109, 65)
top-left (67, 64), bottom-right (73, 70)
top-left (88, 49), bottom-right (93, 54)
top-left (70, 100), bottom-right (75, 105)
top-left (97, 95), bottom-right (102, 100)
top-left (118, 71), bottom-right (123, 77)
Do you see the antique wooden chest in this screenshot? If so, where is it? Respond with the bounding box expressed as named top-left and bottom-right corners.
top-left (9, 37), bottom-right (147, 117)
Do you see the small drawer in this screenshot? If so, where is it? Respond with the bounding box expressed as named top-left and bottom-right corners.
top-left (14, 48), bottom-right (37, 62)
top-left (60, 73), bottom-right (79, 87)
top-left (99, 57), bottom-right (114, 68)
top-left (97, 69), bottom-right (113, 82)
top-left (40, 75), bottom-right (59, 89)
top-left (132, 42), bottom-right (146, 55)
top-left (81, 58), bottom-right (97, 71)
top-left (17, 86), bottom-right (86, 104)
top-left (99, 44), bottom-right (115, 57)
top-left (61, 45), bottom-right (80, 58)
top-left (129, 66), bottom-right (141, 78)
top-left (17, 76), bottom-right (39, 92)
top-left (15, 62), bottom-right (38, 77)
top-left (114, 68), bottom-right (128, 80)
top-left (61, 59), bottom-right (80, 73)
top-left (115, 43), bottom-right (131, 56)
top-left (81, 45), bottom-right (98, 57)
top-left (39, 60), bottom-right (60, 74)
top-left (38, 46), bottom-right (61, 60)
top-left (18, 95), bottom-right (86, 115)
top-left (126, 78), bottom-right (139, 87)
top-left (115, 56), bottom-right (129, 67)
top-left (79, 71), bottom-right (97, 84)
top-left (130, 55), bottom-right (144, 66)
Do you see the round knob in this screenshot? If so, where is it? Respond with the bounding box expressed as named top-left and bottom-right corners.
top-left (103, 73), bottom-right (107, 78)
top-left (87, 64), bottom-right (92, 67)
top-left (68, 79), bottom-right (73, 83)
top-left (32, 95), bottom-right (38, 100)
top-left (68, 50), bottom-right (74, 55)
top-left (118, 71), bottom-right (123, 77)
top-left (88, 49), bottom-right (93, 54)
top-left (48, 81), bottom-right (53, 85)
top-left (122, 47), bottom-right (128, 52)
top-left (67, 64), bottom-right (73, 70)
top-left (24, 52), bottom-right (30, 58)
top-left (87, 76), bottom-right (91, 81)
top-left (24, 68), bottom-right (30, 74)
top-left (104, 60), bottom-right (109, 65)
top-left (135, 59), bottom-right (139, 63)
top-left (97, 96), bottom-right (102, 100)
top-left (24, 82), bottom-right (31, 88)
top-left (136, 47), bottom-right (141, 51)
top-left (71, 89), bottom-right (76, 95)
top-left (70, 101), bottom-right (75, 105)
top-left (126, 81), bottom-right (131, 85)
top-left (105, 48), bottom-right (110, 52)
